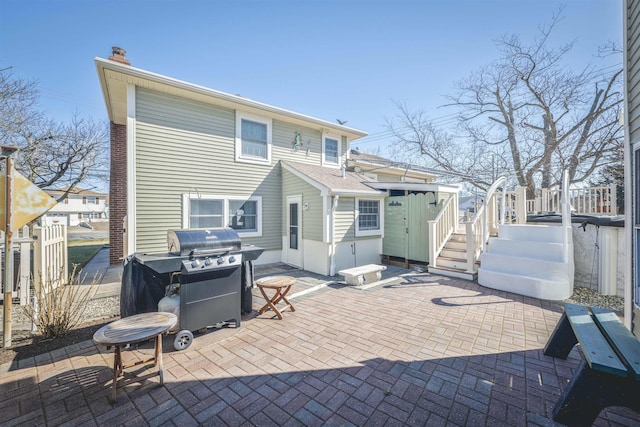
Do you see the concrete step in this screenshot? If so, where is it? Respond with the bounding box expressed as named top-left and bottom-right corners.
top-left (498, 224), bottom-right (565, 243)
top-left (480, 253), bottom-right (569, 280)
top-left (477, 269), bottom-right (572, 301)
top-left (486, 238), bottom-right (566, 262)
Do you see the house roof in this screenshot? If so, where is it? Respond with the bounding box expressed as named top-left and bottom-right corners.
top-left (347, 149), bottom-right (437, 181)
top-left (45, 187), bottom-right (108, 197)
top-left (282, 161), bottom-right (386, 197)
top-left (366, 182), bottom-right (460, 193)
top-left (95, 57), bottom-right (368, 140)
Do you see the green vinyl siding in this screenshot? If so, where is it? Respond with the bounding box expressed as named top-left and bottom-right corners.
top-left (135, 88), bottom-right (281, 252)
top-left (375, 172), bottom-right (403, 182)
top-left (281, 169), bottom-right (323, 242)
top-left (628, 0), bottom-right (640, 142)
top-left (334, 197), bottom-right (356, 240)
top-left (272, 121), bottom-right (323, 164)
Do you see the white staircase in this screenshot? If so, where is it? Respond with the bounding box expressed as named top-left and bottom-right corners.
top-left (428, 230), bottom-right (478, 281)
top-left (478, 224), bottom-right (574, 300)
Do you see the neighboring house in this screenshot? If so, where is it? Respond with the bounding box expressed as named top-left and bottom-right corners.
top-left (41, 188), bottom-right (109, 226)
top-left (97, 49), bottom-right (438, 275)
top-left (624, 0), bottom-right (640, 335)
top-left (347, 149), bottom-right (437, 184)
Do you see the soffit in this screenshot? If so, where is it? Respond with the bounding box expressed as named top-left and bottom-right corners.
top-left (96, 58), bottom-right (368, 140)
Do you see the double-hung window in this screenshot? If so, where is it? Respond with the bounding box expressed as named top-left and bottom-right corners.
top-left (190, 199), bottom-right (224, 228)
top-left (236, 112), bottom-right (272, 165)
top-left (184, 194), bottom-right (262, 237)
top-left (356, 198), bottom-right (383, 237)
top-left (323, 135), bottom-right (340, 167)
top-left (229, 199), bottom-right (258, 232)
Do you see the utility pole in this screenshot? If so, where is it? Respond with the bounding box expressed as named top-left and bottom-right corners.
top-left (2, 145), bottom-right (18, 348)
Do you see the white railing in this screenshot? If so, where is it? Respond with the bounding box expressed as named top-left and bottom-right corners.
top-left (465, 211), bottom-right (483, 273)
top-left (560, 171), bottom-right (575, 285)
top-left (33, 224), bottom-right (68, 300)
top-left (503, 187), bottom-right (527, 224)
top-left (527, 184), bottom-right (617, 215)
top-left (428, 194), bottom-right (456, 268)
top-left (462, 176), bottom-right (508, 273)
top-left (482, 177), bottom-right (508, 251)
top-left (0, 226), bottom-right (33, 305)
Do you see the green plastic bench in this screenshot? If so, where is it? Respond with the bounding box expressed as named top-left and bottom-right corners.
top-left (544, 303), bottom-right (640, 426)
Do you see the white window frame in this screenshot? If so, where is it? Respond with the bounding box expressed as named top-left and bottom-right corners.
top-left (355, 198), bottom-right (384, 237)
top-left (322, 134), bottom-right (342, 167)
top-left (235, 111), bottom-right (272, 165)
top-left (182, 194), bottom-right (263, 237)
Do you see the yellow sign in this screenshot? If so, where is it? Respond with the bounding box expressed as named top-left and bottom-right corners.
top-left (0, 170), bottom-right (57, 229)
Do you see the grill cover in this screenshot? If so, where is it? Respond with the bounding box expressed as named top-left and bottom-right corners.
top-left (167, 228), bottom-right (241, 256)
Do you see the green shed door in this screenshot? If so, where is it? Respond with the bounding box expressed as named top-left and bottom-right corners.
top-left (406, 194), bottom-right (431, 263)
top-left (383, 196), bottom-right (407, 259)
top-left (383, 193), bottom-right (442, 263)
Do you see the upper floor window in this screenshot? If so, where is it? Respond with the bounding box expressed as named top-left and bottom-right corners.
top-left (322, 135), bottom-right (340, 167)
top-left (236, 112), bottom-right (272, 165)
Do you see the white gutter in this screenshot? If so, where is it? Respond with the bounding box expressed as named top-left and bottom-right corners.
top-left (94, 57), bottom-right (367, 139)
top-left (623, 0), bottom-right (633, 330)
top-left (329, 195), bottom-right (339, 276)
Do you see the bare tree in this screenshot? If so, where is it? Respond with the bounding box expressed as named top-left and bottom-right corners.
top-left (389, 12), bottom-right (623, 197)
top-left (0, 68), bottom-right (108, 202)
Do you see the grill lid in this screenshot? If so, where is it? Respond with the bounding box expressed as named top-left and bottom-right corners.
top-left (167, 228), bottom-right (241, 257)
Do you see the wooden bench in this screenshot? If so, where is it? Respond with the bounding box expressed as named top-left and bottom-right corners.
top-left (544, 303), bottom-right (640, 425)
top-left (338, 264), bottom-right (386, 286)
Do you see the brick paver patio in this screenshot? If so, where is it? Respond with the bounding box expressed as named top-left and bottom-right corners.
top-left (1, 269), bottom-right (639, 426)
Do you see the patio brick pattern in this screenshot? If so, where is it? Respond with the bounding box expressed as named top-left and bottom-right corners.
top-left (2, 271), bottom-right (639, 426)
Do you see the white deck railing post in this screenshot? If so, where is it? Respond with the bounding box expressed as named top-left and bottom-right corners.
top-left (610, 183), bottom-right (617, 215)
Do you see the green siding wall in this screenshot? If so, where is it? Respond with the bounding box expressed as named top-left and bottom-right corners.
top-left (134, 87), bottom-right (355, 254)
top-left (281, 169), bottom-right (323, 242)
top-left (375, 172), bottom-right (402, 182)
top-left (135, 88), bottom-right (281, 252)
top-left (335, 197), bottom-right (355, 240)
top-left (272, 121), bottom-right (323, 164)
top-left (628, 0), bottom-right (640, 142)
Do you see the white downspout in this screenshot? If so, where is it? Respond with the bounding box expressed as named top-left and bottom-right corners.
top-left (329, 194), bottom-right (339, 276)
top-left (623, 1), bottom-right (633, 330)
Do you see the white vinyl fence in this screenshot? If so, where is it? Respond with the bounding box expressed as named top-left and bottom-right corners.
top-left (0, 224), bottom-right (67, 305)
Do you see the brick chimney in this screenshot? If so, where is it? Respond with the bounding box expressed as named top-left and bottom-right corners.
top-left (108, 46), bottom-right (130, 66)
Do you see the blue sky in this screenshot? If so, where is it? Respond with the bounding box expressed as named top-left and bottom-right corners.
top-left (1, 0), bottom-right (622, 156)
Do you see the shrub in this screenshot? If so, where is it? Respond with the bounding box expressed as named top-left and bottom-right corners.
top-left (23, 266), bottom-right (96, 339)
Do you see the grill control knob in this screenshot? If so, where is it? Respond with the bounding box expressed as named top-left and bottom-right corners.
top-left (204, 258), bottom-right (212, 266)
top-left (191, 259), bottom-right (200, 268)
top-left (217, 257), bottom-right (225, 265)
top-left (228, 256), bottom-right (236, 263)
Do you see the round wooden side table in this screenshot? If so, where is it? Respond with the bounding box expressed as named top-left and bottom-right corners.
top-left (255, 276), bottom-right (296, 319)
top-left (93, 312), bottom-right (177, 402)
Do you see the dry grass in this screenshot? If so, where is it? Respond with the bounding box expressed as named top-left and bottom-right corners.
top-left (22, 267), bottom-right (97, 339)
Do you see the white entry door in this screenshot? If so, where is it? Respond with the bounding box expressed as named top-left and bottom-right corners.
top-left (285, 196), bottom-right (303, 268)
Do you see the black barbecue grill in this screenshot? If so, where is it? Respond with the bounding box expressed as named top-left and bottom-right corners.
top-left (120, 228), bottom-right (263, 350)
